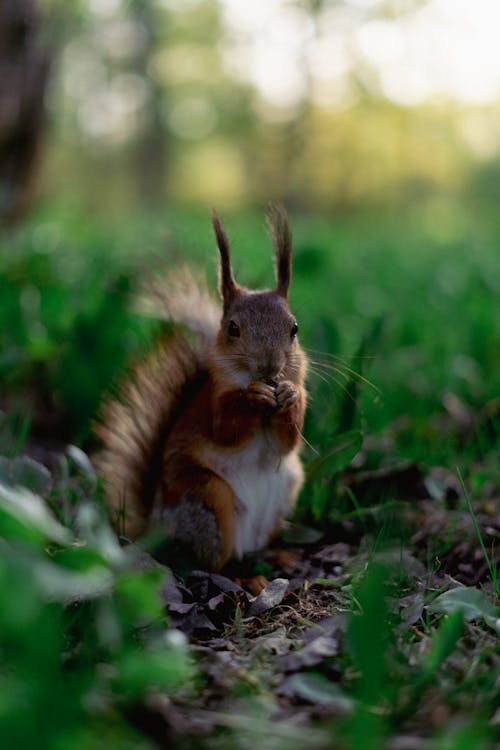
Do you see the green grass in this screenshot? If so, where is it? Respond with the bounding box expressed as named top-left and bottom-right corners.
top-left (457, 467), bottom-right (499, 597)
top-left (1, 199), bottom-right (500, 749)
top-left (0, 471), bottom-right (191, 749)
top-left (2, 199), bottom-right (500, 458)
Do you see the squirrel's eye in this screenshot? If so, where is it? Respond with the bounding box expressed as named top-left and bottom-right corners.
top-left (228, 320), bottom-right (240, 338)
top-left (291, 322), bottom-right (298, 338)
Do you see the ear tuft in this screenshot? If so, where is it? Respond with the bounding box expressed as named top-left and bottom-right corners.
top-left (212, 210), bottom-right (239, 313)
top-left (267, 204), bottom-right (292, 299)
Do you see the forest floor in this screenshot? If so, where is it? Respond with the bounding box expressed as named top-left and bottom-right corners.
top-left (1, 416), bottom-right (498, 750)
top-left (1, 207), bottom-right (499, 748)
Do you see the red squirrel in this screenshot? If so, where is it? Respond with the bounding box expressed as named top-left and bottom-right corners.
top-left (97, 207), bottom-right (307, 576)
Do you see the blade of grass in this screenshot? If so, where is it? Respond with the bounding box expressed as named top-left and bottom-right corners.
top-left (456, 467), bottom-right (498, 597)
top-left (394, 609), bottom-right (464, 724)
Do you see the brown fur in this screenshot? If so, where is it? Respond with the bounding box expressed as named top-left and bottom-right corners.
top-left (96, 335), bottom-right (208, 538)
top-left (97, 209), bottom-right (307, 571)
top-left (268, 204), bottom-right (292, 299)
top-left (212, 210), bottom-right (240, 314)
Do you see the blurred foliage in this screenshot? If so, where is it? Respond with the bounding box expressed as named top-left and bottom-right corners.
top-left (31, 0), bottom-right (500, 215)
top-left (1, 3), bottom-right (500, 749)
top-left (1, 202), bottom-right (499, 467)
top-left (0, 458), bottom-right (191, 749)
top-left (0, 210), bottom-right (162, 440)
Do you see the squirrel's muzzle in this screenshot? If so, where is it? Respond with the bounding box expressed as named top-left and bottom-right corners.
top-left (253, 357), bottom-right (284, 382)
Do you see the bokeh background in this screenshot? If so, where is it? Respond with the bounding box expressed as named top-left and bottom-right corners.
top-left (2, 7), bottom-right (500, 748)
top-left (22, 0), bottom-right (500, 214)
top-left (1, 0), bottom-right (500, 465)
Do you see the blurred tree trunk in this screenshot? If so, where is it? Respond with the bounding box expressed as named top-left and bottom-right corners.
top-left (0, 0), bottom-right (50, 223)
top-left (128, 0), bottom-right (168, 208)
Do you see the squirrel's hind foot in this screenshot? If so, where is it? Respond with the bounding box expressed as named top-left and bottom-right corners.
top-left (159, 470), bottom-right (236, 571)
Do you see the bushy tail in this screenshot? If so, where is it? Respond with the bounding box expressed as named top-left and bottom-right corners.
top-left (139, 266), bottom-right (221, 342)
top-left (96, 270), bottom-right (221, 539)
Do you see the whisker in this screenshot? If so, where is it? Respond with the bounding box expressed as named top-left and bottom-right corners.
top-left (308, 359), bottom-right (350, 378)
top-left (307, 366), bottom-right (358, 403)
top-left (293, 423), bottom-right (320, 456)
top-left (315, 362), bottom-right (379, 392)
top-left (306, 352), bottom-right (380, 393)
top-left (306, 347), bottom-right (376, 362)
top-left (307, 367), bottom-right (332, 387)
top-left (307, 363), bottom-right (359, 393)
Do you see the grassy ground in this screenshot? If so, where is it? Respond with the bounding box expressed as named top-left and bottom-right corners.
top-left (0, 201), bottom-right (499, 749)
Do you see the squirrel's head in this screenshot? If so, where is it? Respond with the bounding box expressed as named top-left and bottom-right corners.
top-left (211, 207), bottom-right (304, 388)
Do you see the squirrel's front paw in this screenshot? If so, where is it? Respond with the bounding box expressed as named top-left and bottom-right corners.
top-left (275, 380), bottom-right (298, 412)
top-left (247, 381), bottom-right (278, 409)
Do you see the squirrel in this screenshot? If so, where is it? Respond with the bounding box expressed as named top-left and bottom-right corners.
top-left (96, 207), bottom-right (307, 577)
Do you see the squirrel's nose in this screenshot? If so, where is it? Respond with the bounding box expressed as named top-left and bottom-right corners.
top-left (255, 358), bottom-right (282, 381)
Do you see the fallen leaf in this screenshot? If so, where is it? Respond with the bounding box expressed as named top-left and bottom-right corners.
top-left (250, 627), bottom-right (295, 656)
top-left (0, 455), bottom-right (52, 495)
top-left (428, 586), bottom-right (499, 632)
top-left (246, 578), bottom-right (289, 617)
top-left (281, 635), bottom-right (339, 672)
top-left (278, 672), bottom-right (354, 712)
top-left (280, 524), bottom-right (324, 545)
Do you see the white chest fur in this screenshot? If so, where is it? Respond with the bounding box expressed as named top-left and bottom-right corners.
top-left (204, 432), bottom-right (303, 558)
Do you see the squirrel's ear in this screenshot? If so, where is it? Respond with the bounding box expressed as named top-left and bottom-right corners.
top-left (212, 210), bottom-right (239, 313)
top-left (268, 204), bottom-right (292, 299)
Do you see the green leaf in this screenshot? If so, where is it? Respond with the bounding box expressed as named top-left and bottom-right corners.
top-left (0, 456), bottom-right (52, 495)
top-left (115, 568), bottom-right (168, 625)
top-left (280, 523), bottom-right (324, 544)
top-left (33, 558), bottom-right (115, 602)
top-left (0, 483), bottom-right (72, 546)
top-left (421, 609), bottom-right (464, 679)
top-left (114, 634), bottom-right (191, 699)
top-left (283, 672), bottom-right (354, 712)
top-left (336, 316), bottom-right (383, 434)
top-left (75, 503), bottom-right (125, 568)
top-left (428, 586), bottom-right (499, 632)
top-left (346, 562), bottom-right (390, 704)
top-left (2, 544), bottom-right (114, 603)
top-left (66, 444), bottom-right (96, 479)
top-left (52, 543), bottom-right (111, 572)
top-left (306, 429), bottom-right (363, 482)
top-left (309, 482), bottom-right (332, 524)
